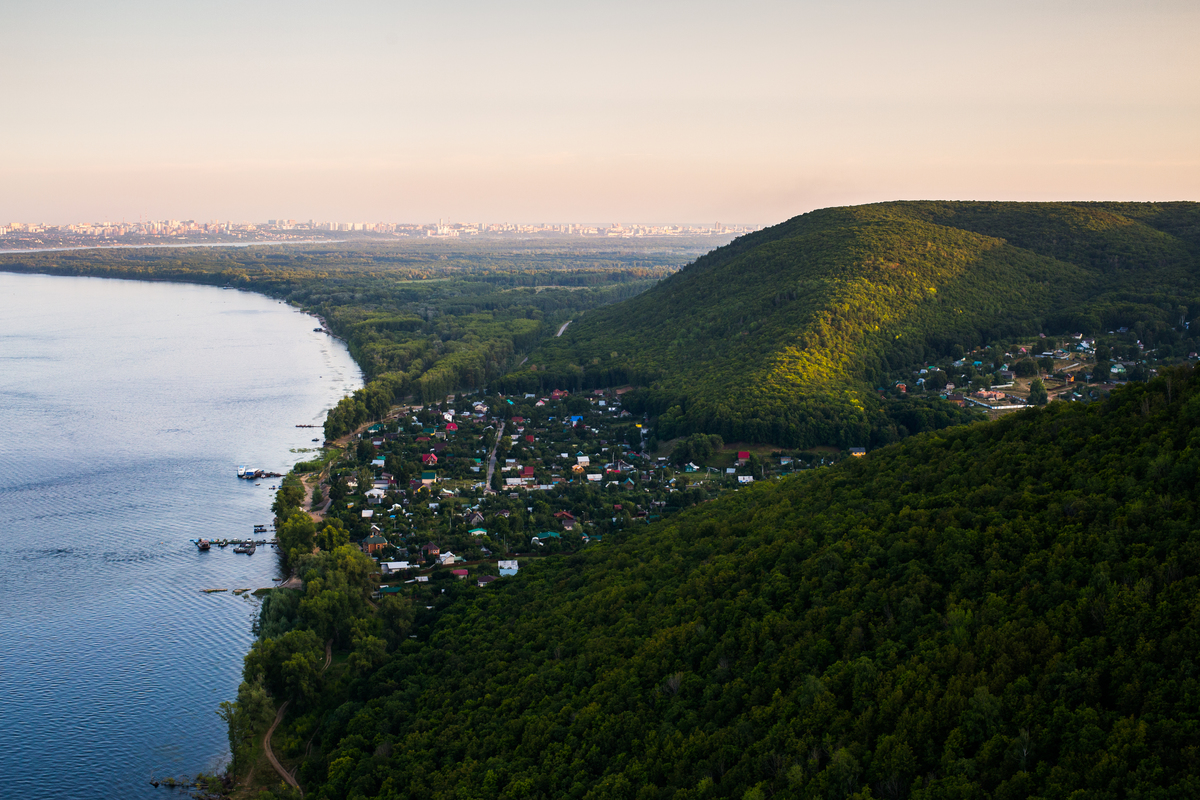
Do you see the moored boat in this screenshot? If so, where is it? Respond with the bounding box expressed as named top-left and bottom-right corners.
top-left (197, 538), bottom-right (211, 551)
top-left (233, 540), bottom-right (256, 555)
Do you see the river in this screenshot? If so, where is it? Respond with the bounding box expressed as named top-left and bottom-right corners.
top-left (0, 272), bottom-right (362, 799)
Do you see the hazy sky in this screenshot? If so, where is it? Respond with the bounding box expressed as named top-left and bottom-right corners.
top-left (3, 0), bottom-right (1197, 224)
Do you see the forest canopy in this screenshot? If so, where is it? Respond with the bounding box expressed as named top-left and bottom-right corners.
top-left (235, 365), bottom-right (1200, 799)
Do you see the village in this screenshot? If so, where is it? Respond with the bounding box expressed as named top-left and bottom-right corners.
top-left (894, 328), bottom-right (1171, 416)
top-left (298, 386), bottom-right (841, 599)
top-left (292, 326), bottom-right (1176, 599)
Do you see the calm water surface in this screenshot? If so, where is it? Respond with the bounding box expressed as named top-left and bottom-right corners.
top-left (0, 273), bottom-right (362, 799)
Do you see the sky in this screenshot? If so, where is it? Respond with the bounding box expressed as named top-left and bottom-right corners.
top-left (2, 0), bottom-right (1198, 225)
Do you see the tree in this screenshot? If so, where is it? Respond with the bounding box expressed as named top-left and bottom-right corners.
top-left (1028, 378), bottom-right (1049, 405)
top-left (1013, 359), bottom-right (1038, 378)
top-left (315, 519), bottom-right (350, 552)
top-left (277, 512), bottom-right (317, 564)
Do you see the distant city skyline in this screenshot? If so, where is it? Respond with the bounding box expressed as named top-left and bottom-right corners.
top-left (3, 0), bottom-right (1197, 224)
top-left (0, 218), bottom-right (756, 248)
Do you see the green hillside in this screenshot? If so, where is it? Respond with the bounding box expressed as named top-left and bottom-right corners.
top-left (233, 366), bottom-right (1200, 799)
top-left (494, 202), bottom-right (1200, 447)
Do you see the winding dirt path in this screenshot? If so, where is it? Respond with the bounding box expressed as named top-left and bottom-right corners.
top-left (263, 701), bottom-right (298, 792)
top-left (263, 640), bottom-right (334, 794)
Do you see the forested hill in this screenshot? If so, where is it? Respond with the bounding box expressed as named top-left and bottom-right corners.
top-left (495, 201), bottom-right (1200, 447)
top-left (242, 366), bottom-right (1200, 799)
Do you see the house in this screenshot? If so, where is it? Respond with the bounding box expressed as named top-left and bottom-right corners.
top-left (446, 422), bottom-right (458, 432)
top-left (498, 560), bottom-right (519, 576)
top-left (465, 510), bottom-right (485, 527)
top-left (468, 527), bottom-right (488, 536)
top-left (366, 488), bottom-right (386, 504)
top-left (421, 542), bottom-right (441, 558)
top-left (550, 389), bottom-right (568, 400)
top-left (525, 434), bottom-right (535, 443)
top-left (380, 561), bottom-right (412, 575)
top-left (736, 451), bottom-right (751, 464)
top-left (421, 453), bottom-right (438, 465)
top-left (438, 551), bottom-right (458, 565)
top-left (477, 575), bottom-right (498, 587)
top-left (450, 568), bottom-right (469, 579)
top-left (522, 465), bottom-right (535, 479)
top-left (849, 447), bottom-right (867, 457)
top-left (361, 509), bottom-right (374, 519)
top-left (737, 475), bottom-right (754, 484)
top-left (554, 510), bottom-right (577, 530)
top-left (420, 471), bottom-right (437, 486)
top-left (362, 533), bottom-right (388, 554)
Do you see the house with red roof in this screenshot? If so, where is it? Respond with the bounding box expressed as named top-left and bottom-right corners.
top-left (421, 453), bottom-right (438, 465)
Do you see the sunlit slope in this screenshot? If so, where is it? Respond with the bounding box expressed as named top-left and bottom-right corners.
top-left (497, 201), bottom-right (1200, 447)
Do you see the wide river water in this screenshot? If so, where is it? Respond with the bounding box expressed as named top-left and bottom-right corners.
top-left (0, 272), bottom-right (362, 799)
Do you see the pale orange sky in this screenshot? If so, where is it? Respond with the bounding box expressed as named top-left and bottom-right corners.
top-left (2, 0), bottom-right (1197, 224)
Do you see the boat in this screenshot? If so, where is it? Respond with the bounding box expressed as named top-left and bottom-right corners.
top-left (197, 538), bottom-right (211, 551)
top-left (236, 465), bottom-right (247, 477)
top-left (233, 541), bottom-right (256, 555)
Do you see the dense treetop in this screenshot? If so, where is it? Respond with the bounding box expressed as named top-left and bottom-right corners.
top-left (497, 201), bottom-right (1200, 447)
